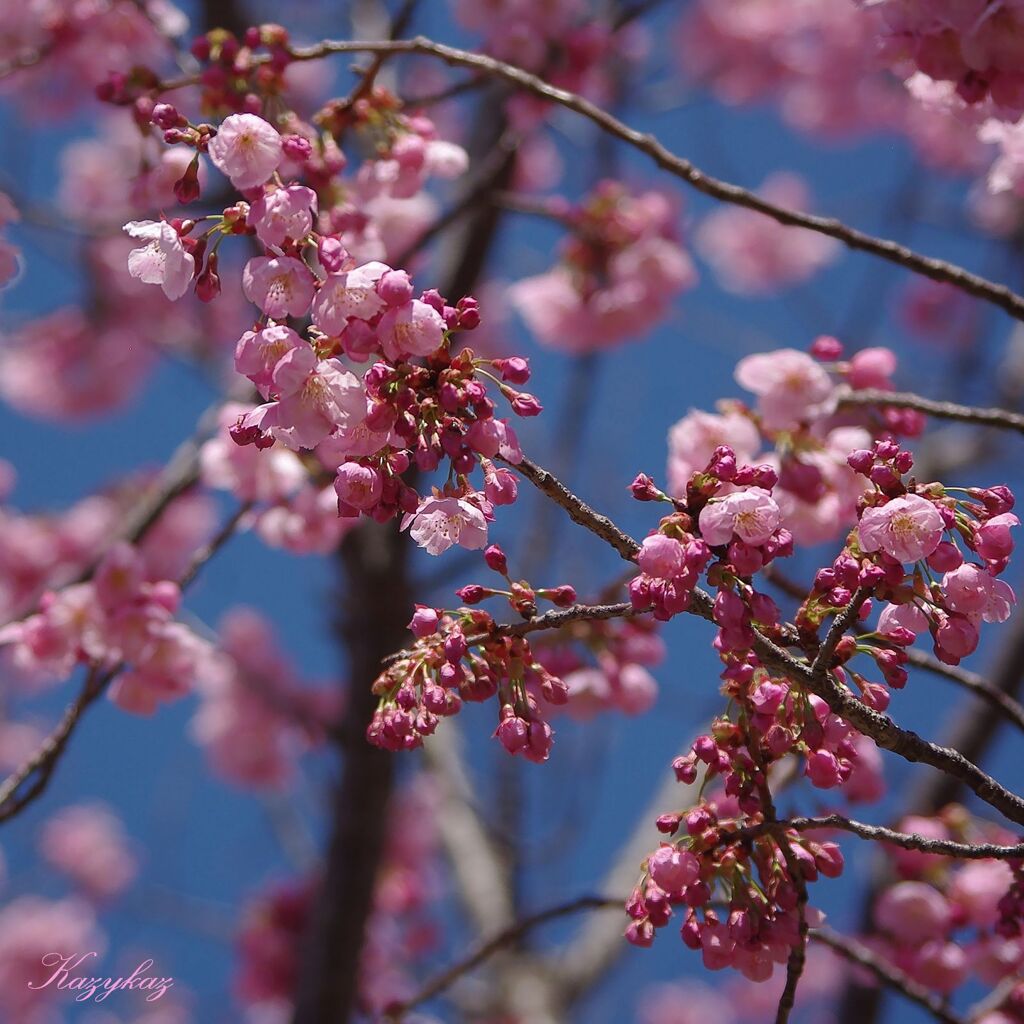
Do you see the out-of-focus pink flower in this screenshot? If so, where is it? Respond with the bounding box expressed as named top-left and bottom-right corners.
top-left (207, 113), bottom-right (283, 190)
top-left (667, 409), bottom-right (760, 494)
top-left (39, 803), bottom-right (137, 899)
top-left (874, 880), bottom-right (952, 944)
top-left (696, 173), bottom-right (840, 295)
top-left (734, 348), bottom-right (836, 431)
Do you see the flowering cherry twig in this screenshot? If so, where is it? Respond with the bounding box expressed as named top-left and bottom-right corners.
top-left (508, 453), bottom-right (1024, 828)
top-left (381, 894), bottom-right (622, 1020)
top-left (0, 500), bottom-right (252, 824)
top-left (838, 387), bottom-right (1024, 435)
top-left (153, 35), bottom-right (1024, 325)
top-left (783, 814), bottom-right (1024, 859)
top-left (903, 648), bottom-right (1024, 735)
top-left (810, 926), bottom-right (966, 1024)
top-left (383, 601), bottom-right (637, 666)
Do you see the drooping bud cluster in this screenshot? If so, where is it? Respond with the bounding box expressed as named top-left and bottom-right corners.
top-left (627, 794), bottom-right (841, 981)
top-left (368, 550), bottom-right (588, 761)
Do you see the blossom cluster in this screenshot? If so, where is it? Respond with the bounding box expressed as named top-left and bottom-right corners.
top-left (191, 607), bottom-right (339, 789)
top-left (667, 341), bottom-right (923, 548)
top-left (798, 439), bottom-right (1018, 668)
top-left (0, 541), bottom-right (211, 715)
top-left (367, 549), bottom-right (581, 762)
top-left (508, 181), bottom-right (697, 352)
top-left (866, 805), bottom-right (1024, 1005)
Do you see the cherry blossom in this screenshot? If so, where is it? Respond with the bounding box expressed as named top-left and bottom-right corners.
top-left (858, 493), bottom-right (945, 563)
top-left (207, 113), bottom-right (284, 190)
top-left (402, 495), bottom-right (490, 556)
top-left (123, 220), bottom-right (195, 300)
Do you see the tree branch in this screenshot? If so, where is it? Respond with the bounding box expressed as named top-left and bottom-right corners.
top-left (838, 387), bottom-right (1024, 434)
top-left (383, 895), bottom-right (622, 1020)
top-left (188, 36), bottom-right (1024, 326)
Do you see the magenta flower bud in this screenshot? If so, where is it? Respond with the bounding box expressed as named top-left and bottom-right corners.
top-left (484, 467), bottom-right (518, 506)
top-left (630, 473), bottom-right (661, 501)
top-left (810, 334), bottom-right (844, 360)
top-left (693, 735), bottom-right (717, 764)
top-left (672, 755), bottom-right (698, 784)
top-left (408, 605), bottom-right (440, 638)
top-left (455, 584), bottom-right (487, 605)
top-left (847, 449), bottom-right (874, 474)
top-left (195, 251), bottom-right (221, 302)
top-left (494, 356), bottom-right (530, 384)
top-left (483, 544), bottom-right (508, 575)
top-left (894, 450), bottom-right (914, 473)
top-left (419, 287), bottom-right (446, 312)
top-left (378, 269), bottom-right (413, 307)
top-left (547, 585), bottom-right (577, 607)
top-left (869, 464), bottom-right (900, 489)
top-left (509, 391), bottom-right (542, 417)
top-left (174, 156), bottom-right (202, 205)
top-left (656, 813), bottom-right (681, 835)
top-left (456, 305), bottom-right (481, 330)
top-left (318, 235), bottom-right (350, 274)
top-left (625, 920), bottom-right (655, 947)
top-left (152, 102), bottom-right (184, 130)
top-left (334, 462), bottom-right (383, 512)
top-left (282, 134), bottom-right (312, 161)
top-left (495, 708), bottom-right (529, 755)
top-left (805, 749), bottom-right (842, 789)
top-left (648, 845), bottom-right (699, 895)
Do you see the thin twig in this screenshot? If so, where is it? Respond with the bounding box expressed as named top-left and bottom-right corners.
top-left (383, 895), bottom-right (622, 1019)
top-left (154, 36), bottom-right (1024, 326)
top-left (811, 927), bottom-right (966, 1024)
top-left (785, 814), bottom-right (1024, 859)
top-left (382, 601), bottom-right (637, 666)
top-left (904, 648), bottom-right (1024, 736)
top-left (839, 387), bottom-right (1024, 434)
top-left (510, 454), bottom-right (1024, 829)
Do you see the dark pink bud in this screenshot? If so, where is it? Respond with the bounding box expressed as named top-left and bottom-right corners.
top-left (483, 544), bottom-right (508, 575)
top-left (456, 584), bottom-right (488, 605)
top-left (407, 605), bottom-right (440, 637)
top-left (810, 334), bottom-right (844, 360)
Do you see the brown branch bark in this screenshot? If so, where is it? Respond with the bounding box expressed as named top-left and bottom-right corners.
top-left (838, 386), bottom-right (1024, 434)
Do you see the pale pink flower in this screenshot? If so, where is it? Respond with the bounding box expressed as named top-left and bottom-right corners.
top-left (942, 563), bottom-right (1016, 622)
top-left (0, 897), bottom-right (102, 1018)
top-left (207, 113), bottom-right (283, 190)
top-left (402, 496), bottom-right (489, 555)
top-left (878, 601), bottom-right (929, 638)
top-left (949, 860), bottom-right (1014, 928)
top-left (247, 185), bottom-right (317, 247)
top-left (874, 881), bottom-right (952, 944)
top-left (311, 261), bottom-right (390, 335)
top-left (734, 348), bottom-right (836, 431)
top-left (242, 256), bottom-right (316, 319)
top-left (39, 803), bottom-right (137, 899)
top-left (699, 488), bottom-right (781, 546)
top-left (256, 484), bottom-right (354, 554)
top-left (378, 299), bottom-right (447, 359)
top-left (858, 494), bottom-right (944, 563)
top-left (667, 409), bottom-right (760, 493)
top-left (270, 347), bottom-right (368, 450)
top-left (123, 220), bottom-right (195, 300)
top-left (234, 323), bottom-right (305, 395)
top-left (696, 173), bottom-right (840, 294)
top-left (638, 534), bottom-right (687, 579)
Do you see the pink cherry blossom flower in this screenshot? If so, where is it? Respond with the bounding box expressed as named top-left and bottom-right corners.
top-left (975, 512), bottom-right (1019, 563)
top-left (207, 113), bottom-right (283, 190)
top-left (311, 261), bottom-right (390, 335)
top-left (874, 881), bottom-right (952, 944)
top-left (234, 323), bottom-right (305, 396)
top-left (695, 173), bottom-right (840, 295)
top-left (401, 495), bottom-right (489, 555)
top-left (270, 347), bottom-right (368, 451)
top-left (39, 803), bottom-right (137, 899)
top-left (334, 462), bottom-right (384, 514)
top-left (247, 185), bottom-right (317, 247)
top-left (242, 256), bottom-right (316, 319)
top-left (858, 494), bottom-right (944, 563)
top-left (699, 488), bottom-right (781, 546)
top-left (734, 348), bottom-right (837, 431)
top-left (123, 220), bottom-right (195, 300)
top-left (667, 408), bottom-right (760, 494)
top-left (378, 298), bottom-right (447, 359)
top-left (878, 601), bottom-right (929, 638)
top-left (942, 563), bottom-right (1016, 622)
top-left (649, 844), bottom-right (700, 894)
top-left (638, 534), bottom-right (687, 579)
